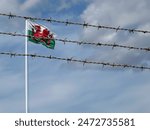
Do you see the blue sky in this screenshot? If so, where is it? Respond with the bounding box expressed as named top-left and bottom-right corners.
top-left (0, 0), bottom-right (150, 113)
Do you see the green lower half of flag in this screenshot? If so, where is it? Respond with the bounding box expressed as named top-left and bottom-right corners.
top-left (28, 30), bottom-right (55, 49)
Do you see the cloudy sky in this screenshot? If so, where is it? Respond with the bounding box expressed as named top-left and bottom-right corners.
top-left (0, 0), bottom-right (150, 113)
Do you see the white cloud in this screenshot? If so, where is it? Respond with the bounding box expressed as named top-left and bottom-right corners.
top-left (21, 0), bottom-right (41, 11)
top-left (80, 0), bottom-right (150, 65)
top-left (0, 0), bottom-right (20, 13)
top-left (0, 59), bottom-right (24, 112)
top-left (57, 0), bottom-right (71, 11)
top-left (57, 0), bottom-right (83, 11)
top-left (81, 0), bottom-right (150, 26)
top-left (29, 82), bottom-right (78, 111)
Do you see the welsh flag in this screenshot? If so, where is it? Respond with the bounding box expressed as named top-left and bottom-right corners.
top-left (27, 20), bottom-right (55, 49)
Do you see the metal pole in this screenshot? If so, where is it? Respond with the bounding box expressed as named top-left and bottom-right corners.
top-left (25, 20), bottom-right (28, 113)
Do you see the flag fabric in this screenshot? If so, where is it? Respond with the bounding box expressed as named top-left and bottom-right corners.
top-left (27, 20), bottom-right (55, 49)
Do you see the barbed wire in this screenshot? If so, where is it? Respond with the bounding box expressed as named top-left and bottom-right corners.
top-left (0, 52), bottom-right (149, 71)
top-left (0, 31), bottom-right (150, 52)
top-left (0, 12), bottom-right (150, 34)
top-left (0, 52), bottom-right (150, 70)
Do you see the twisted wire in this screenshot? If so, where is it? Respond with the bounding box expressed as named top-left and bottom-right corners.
top-left (0, 52), bottom-right (149, 70)
top-left (0, 12), bottom-right (150, 34)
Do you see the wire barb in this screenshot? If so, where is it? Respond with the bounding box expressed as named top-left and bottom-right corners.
top-left (1, 12), bottom-right (150, 34)
top-left (8, 12), bottom-right (15, 19)
top-left (116, 26), bottom-right (120, 32)
top-left (83, 21), bottom-right (88, 28)
top-left (0, 52), bottom-right (150, 71)
top-left (66, 19), bottom-right (70, 26)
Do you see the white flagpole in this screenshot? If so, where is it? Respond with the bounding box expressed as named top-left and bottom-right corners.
top-left (25, 20), bottom-right (28, 113)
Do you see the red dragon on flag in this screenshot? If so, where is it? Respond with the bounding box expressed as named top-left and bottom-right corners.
top-left (27, 20), bottom-right (55, 49)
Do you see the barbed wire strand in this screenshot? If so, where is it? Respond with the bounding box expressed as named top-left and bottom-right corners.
top-left (0, 52), bottom-right (149, 71)
top-left (0, 31), bottom-right (150, 52)
top-left (0, 12), bottom-right (150, 34)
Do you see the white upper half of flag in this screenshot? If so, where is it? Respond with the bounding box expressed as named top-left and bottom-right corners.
top-left (26, 20), bottom-right (56, 37)
top-left (27, 20), bottom-right (48, 32)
